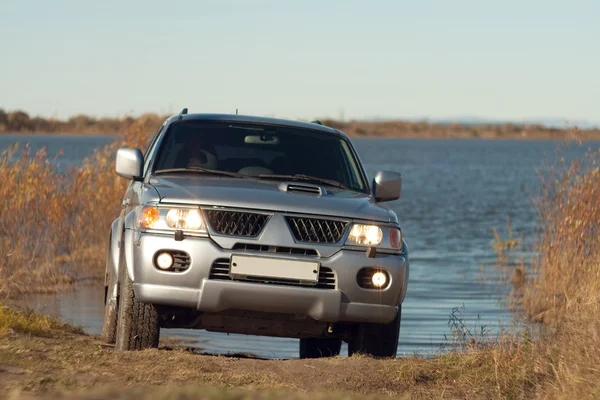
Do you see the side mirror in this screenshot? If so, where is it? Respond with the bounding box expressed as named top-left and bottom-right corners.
top-left (115, 148), bottom-right (144, 180)
top-left (372, 170), bottom-right (402, 202)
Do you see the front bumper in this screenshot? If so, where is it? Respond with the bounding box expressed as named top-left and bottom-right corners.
top-left (130, 232), bottom-right (408, 324)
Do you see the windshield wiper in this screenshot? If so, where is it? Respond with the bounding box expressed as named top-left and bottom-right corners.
top-left (153, 167), bottom-right (249, 179)
top-left (258, 174), bottom-right (348, 190)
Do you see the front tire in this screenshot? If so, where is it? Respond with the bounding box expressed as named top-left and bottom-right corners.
top-left (114, 265), bottom-right (160, 351)
top-left (348, 306), bottom-right (401, 358)
top-left (299, 337), bottom-right (342, 359)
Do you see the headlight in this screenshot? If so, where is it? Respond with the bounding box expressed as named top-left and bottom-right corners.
top-left (166, 209), bottom-right (203, 230)
top-left (138, 206), bottom-right (207, 233)
top-left (346, 224), bottom-right (383, 246)
top-left (345, 224), bottom-right (403, 250)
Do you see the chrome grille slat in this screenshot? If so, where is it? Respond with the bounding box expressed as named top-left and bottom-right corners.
top-left (285, 216), bottom-right (348, 243)
top-left (205, 210), bottom-right (269, 237)
top-left (209, 259), bottom-right (335, 289)
top-left (232, 243), bottom-right (318, 257)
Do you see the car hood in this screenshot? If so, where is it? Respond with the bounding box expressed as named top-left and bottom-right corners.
top-left (148, 175), bottom-right (391, 222)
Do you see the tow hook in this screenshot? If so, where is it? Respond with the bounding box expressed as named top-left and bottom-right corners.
top-left (366, 246), bottom-right (377, 258)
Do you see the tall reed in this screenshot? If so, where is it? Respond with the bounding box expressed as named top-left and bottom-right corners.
top-left (0, 118), bottom-right (153, 298)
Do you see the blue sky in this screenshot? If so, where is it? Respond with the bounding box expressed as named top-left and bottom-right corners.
top-left (1, 0), bottom-right (599, 122)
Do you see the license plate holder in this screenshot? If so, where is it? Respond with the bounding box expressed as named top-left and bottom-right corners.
top-left (230, 255), bottom-right (319, 284)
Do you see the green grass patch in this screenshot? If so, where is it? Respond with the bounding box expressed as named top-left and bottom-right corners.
top-left (0, 304), bottom-right (81, 337)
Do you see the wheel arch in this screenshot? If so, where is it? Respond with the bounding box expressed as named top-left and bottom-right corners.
top-left (122, 210), bottom-right (138, 282)
top-left (108, 218), bottom-right (121, 282)
top-left (399, 239), bottom-right (410, 304)
top-left (108, 209), bottom-right (137, 285)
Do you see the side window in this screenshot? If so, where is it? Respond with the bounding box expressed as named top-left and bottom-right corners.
top-left (143, 125), bottom-right (164, 175)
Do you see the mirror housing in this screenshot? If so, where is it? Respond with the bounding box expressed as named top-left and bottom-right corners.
top-left (115, 148), bottom-right (144, 180)
top-left (372, 170), bottom-right (402, 202)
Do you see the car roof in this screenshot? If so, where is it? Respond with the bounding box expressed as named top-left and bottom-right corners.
top-left (166, 113), bottom-right (344, 137)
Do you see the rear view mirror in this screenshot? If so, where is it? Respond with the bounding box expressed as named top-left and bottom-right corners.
top-left (372, 171), bottom-right (402, 202)
top-left (244, 134), bottom-right (280, 145)
top-left (115, 148), bottom-right (143, 180)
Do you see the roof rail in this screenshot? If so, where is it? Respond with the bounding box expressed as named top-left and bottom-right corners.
top-left (311, 120), bottom-right (323, 125)
top-left (178, 108), bottom-right (188, 120)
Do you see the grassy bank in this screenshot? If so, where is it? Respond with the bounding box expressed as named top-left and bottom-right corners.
top-left (0, 298), bottom-right (598, 399)
top-left (0, 304), bottom-right (545, 398)
top-left (2, 108), bottom-right (600, 139)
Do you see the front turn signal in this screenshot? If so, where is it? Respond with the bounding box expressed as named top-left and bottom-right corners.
top-left (140, 206), bottom-right (159, 228)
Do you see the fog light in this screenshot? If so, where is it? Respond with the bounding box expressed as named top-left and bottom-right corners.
top-left (156, 252), bottom-right (174, 270)
top-left (371, 271), bottom-right (388, 287)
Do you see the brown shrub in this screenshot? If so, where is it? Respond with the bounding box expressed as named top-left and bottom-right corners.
top-left (522, 146), bottom-right (600, 323)
top-left (489, 143), bottom-right (600, 397)
top-left (0, 118), bottom-right (154, 298)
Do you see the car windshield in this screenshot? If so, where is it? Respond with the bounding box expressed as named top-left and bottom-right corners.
top-left (152, 121), bottom-right (367, 192)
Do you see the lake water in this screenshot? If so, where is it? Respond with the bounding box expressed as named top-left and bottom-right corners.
top-left (2, 134), bottom-right (598, 359)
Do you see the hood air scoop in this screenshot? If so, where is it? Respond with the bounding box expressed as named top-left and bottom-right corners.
top-left (277, 182), bottom-right (325, 196)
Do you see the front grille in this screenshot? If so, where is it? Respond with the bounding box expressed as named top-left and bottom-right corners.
top-left (209, 258), bottom-right (336, 289)
top-left (204, 210), bottom-right (269, 237)
top-left (232, 243), bottom-right (318, 256)
top-left (285, 216), bottom-right (348, 243)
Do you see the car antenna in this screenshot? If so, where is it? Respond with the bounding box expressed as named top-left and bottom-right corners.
top-left (236, 108), bottom-right (238, 115)
top-left (178, 108), bottom-right (188, 120)
top-left (311, 120), bottom-right (323, 125)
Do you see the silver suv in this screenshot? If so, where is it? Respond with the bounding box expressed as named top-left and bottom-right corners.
top-left (102, 111), bottom-right (409, 358)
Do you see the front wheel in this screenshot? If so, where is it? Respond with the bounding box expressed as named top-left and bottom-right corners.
top-left (114, 266), bottom-right (160, 351)
top-left (299, 337), bottom-right (342, 359)
top-left (348, 306), bottom-right (401, 358)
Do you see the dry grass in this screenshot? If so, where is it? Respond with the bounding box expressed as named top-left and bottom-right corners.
top-left (509, 145), bottom-right (600, 324)
top-left (0, 324), bottom-right (542, 399)
top-left (492, 222), bottom-right (523, 267)
top-left (0, 119), bottom-right (153, 299)
top-left (25, 387), bottom-right (404, 400)
top-left (490, 144), bottom-right (600, 322)
top-left (522, 144), bottom-right (600, 398)
top-left (489, 142), bottom-right (600, 398)
top-left (0, 312), bottom-right (587, 399)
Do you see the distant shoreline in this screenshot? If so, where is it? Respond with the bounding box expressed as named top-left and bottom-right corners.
top-left (2, 109), bottom-right (600, 140)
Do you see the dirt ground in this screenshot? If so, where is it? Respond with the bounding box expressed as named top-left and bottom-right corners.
top-left (0, 303), bottom-right (542, 399)
top-left (0, 328), bottom-right (411, 399)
